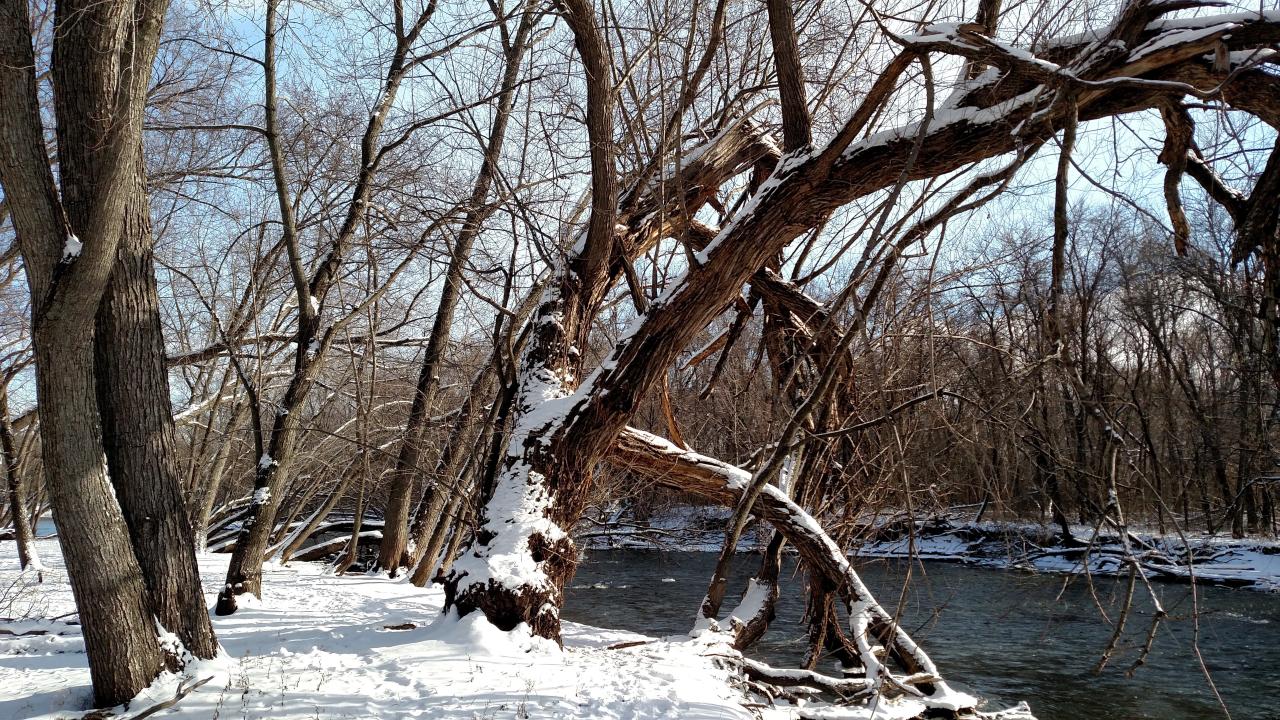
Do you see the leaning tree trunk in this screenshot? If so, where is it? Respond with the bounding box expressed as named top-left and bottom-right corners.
top-left (94, 166), bottom-right (218, 659)
top-left (377, 4), bottom-right (537, 572)
top-left (184, 363), bottom-right (246, 552)
top-left (403, 368), bottom-right (490, 571)
top-left (214, 378), bottom-right (313, 614)
top-left (279, 468), bottom-right (356, 563)
top-left (410, 480), bottom-right (472, 585)
top-left (192, 398), bottom-right (248, 552)
top-left (436, 495), bottom-right (476, 578)
top-left (219, 0), bottom-right (455, 604)
top-left (405, 277), bottom-right (539, 578)
top-left (0, 385), bottom-right (39, 574)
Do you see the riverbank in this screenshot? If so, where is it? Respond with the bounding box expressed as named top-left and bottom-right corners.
top-left (581, 507), bottom-right (1280, 592)
top-left (0, 538), bottom-right (1002, 720)
top-left (858, 519), bottom-right (1280, 592)
top-left (0, 537), bottom-right (758, 719)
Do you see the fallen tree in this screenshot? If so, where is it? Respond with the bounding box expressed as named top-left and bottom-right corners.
top-left (611, 427), bottom-right (972, 709)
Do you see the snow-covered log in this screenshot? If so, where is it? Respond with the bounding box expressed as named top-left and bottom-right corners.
top-left (611, 426), bottom-right (974, 712)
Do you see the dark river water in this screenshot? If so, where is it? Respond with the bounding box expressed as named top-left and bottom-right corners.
top-left (563, 550), bottom-right (1280, 720)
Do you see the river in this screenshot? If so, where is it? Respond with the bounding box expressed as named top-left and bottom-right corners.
top-left (563, 549), bottom-right (1280, 720)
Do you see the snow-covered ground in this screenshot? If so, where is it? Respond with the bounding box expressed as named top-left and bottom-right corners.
top-left (0, 538), bottom-right (964, 720)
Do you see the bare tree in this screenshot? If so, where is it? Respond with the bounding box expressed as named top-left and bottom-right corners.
top-left (378, 0), bottom-right (542, 573)
top-left (439, 0), bottom-right (1280, 709)
top-left (215, 0), bottom-right (495, 613)
top-left (0, 0), bottom-right (178, 704)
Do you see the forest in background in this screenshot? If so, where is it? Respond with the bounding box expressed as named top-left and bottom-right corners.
top-left (1, 0), bottom-right (1278, 712)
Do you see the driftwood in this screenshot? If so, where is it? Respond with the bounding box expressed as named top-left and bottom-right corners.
top-left (293, 531), bottom-right (383, 562)
top-left (206, 513), bottom-right (384, 557)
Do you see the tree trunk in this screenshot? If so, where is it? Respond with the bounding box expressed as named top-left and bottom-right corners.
top-left (410, 467), bottom-right (478, 586)
top-left (727, 531), bottom-right (783, 650)
top-left (215, 386), bottom-right (311, 614)
top-left (0, 0), bottom-right (174, 703)
top-left (95, 166), bottom-right (218, 659)
top-left (437, 496), bottom-right (475, 577)
top-left (405, 361), bottom-right (496, 565)
top-left (377, 5), bottom-right (537, 572)
top-left (192, 401), bottom-right (246, 553)
top-left (0, 386), bottom-right (39, 574)
top-left (335, 483), bottom-right (366, 575)
top-left (35, 332), bottom-right (166, 704)
top-left (279, 470), bottom-right (355, 563)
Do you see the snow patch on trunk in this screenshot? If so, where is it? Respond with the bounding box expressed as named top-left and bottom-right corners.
top-left (60, 234), bottom-right (82, 262)
top-left (726, 578), bottom-right (771, 626)
top-left (449, 466), bottom-right (567, 594)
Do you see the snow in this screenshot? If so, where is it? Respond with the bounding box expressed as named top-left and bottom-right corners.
top-left (1150, 8), bottom-right (1280, 33)
top-left (60, 235), bottom-right (82, 263)
top-left (258, 453), bottom-right (275, 470)
top-left (1037, 7), bottom-right (1280, 51)
top-left (1225, 47), bottom-right (1277, 65)
top-left (1128, 23), bottom-right (1239, 63)
top-left (448, 467), bottom-right (570, 600)
top-left (855, 521), bottom-right (1280, 592)
top-left (905, 23), bottom-right (1068, 79)
top-left (726, 578), bottom-right (771, 626)
top-left (584, 507), bottom-right (1280, 593)
top-left (251, 486), bottom-right (271, 504)
top-left (841, 88), bottom-right (1044, 162)
top-left (0, 538), bottom-right (785, 720)
top-left (621, 427), bottom-right (753, 492)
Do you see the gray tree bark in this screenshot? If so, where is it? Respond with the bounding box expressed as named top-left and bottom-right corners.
top-left (95, 163), bottom-right (219, 659)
